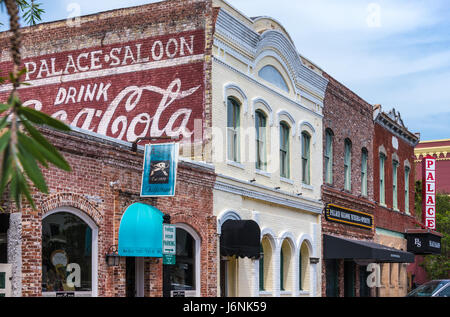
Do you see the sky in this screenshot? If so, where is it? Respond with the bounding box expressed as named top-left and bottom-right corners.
top-left (1, 0), bottom-right (449, 141)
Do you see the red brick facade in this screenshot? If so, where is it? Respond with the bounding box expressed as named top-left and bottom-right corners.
top-left (373, 114), bottom-right (418, 233)
top-left (0, 0), bottom-right (214, 152)
top-left (0, 0), bottom-right (217, 297)
top-left (321, 73), bottom-right (376, 297)
top-left (19, 127), bottom-right (217, 297)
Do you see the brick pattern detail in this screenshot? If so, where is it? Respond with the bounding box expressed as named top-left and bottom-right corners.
top-left (373, 121), bottom-right (417, 233)
top-left (321, 73), bottom-right (376, 297)
top-left (16, 125), bottom-right (216, 297)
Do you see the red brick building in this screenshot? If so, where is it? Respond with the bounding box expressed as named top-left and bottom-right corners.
top-left (0, 0), bottom-right (218, 297)
top-left (372, 106), bottom-right (420, 296)
top-left (321, 73), bottom-right (376, 297)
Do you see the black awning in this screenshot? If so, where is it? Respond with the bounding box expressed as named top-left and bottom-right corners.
top-left (324, 234), bottom-right (415, 263)
top-left (220, 220), bottom-right (261, 259)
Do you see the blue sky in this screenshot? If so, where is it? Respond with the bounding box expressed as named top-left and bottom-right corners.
top-left (1, 0), bottom-right (449, 141)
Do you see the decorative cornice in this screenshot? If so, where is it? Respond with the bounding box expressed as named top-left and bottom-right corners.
top-left (213, 56), bottom-right (324, 118)
top-left (214, 179), bottom-right (323, 214)
top-left (374, 112), bottom-right (419, 147)
top-left (214, 9), bottom-right (328, 99)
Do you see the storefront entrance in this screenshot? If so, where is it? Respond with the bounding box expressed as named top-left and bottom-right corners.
top-left (126, 257), bottom-right (144, 297)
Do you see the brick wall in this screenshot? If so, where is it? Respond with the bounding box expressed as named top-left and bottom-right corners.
top-left (321, 73), bottom-right (376, 297)
top-left (16, 126), bottom-right (216, 297)
top-left (0, 0), bottom-right (214, 159)
top-left (373, 122), bottom-right (417, 233)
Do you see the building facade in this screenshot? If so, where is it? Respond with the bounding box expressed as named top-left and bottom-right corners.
top-left (372, 106), bottom-right (420, 296)
top-left (211, 0), bottom-right (327, 297)
top-left (320, 73), bottom-right (376, 297)
top-left (0, 0), bottom-right (219, 297)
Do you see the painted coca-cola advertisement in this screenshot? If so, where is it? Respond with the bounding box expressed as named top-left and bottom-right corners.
top-left (0, 30), bottom-right (205, 143)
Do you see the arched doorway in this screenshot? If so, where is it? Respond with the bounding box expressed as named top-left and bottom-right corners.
top-left (165, 224), bottom-right (200, 297)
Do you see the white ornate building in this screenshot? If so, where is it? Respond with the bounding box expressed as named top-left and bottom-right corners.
top-left (210, 0), bottom-right (328, 297)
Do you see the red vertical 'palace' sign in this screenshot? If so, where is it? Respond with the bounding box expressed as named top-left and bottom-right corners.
top-left (0, 30), bottom-right (205, 143)
top-left (422, 156), bottom-right (437, 230)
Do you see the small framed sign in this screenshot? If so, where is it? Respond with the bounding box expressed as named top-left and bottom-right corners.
top-left (141, 143), bottom-right (179, 197)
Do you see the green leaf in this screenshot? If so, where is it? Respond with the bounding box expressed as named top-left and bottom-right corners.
top-left (20, 119), bottom-right (71, 171)
top-left (0, 103), bottom-right (11, 114)
top-left (17, 144), bottom-right (48, 194)
top-left (0, 146), bottom-right (13, 198)
top-left (18, 174), bottom-right (35, 209)
top-left (0, 115), bottom-right (9, 131)
top-left (0, 130), bottom-right (11, 153)
top-left (17, 131), bottom-right (48, 168)
top-left (19, 107), bottom-right (71, 131)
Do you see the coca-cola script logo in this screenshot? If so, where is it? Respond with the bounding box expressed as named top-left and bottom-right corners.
top-left (0, 31), bottom-right (205, 143)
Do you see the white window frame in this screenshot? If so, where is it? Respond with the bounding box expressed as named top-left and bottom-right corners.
top-left (42, 207), bottom-right (99, 297)
top-left (174, 223), bottom-right (201, 297)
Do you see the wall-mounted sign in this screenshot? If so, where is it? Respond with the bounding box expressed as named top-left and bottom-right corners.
top-left (422, 156), bottom-right (437, 230)
top-left (163, 224), bottom-right (176, 265)
top-left (0, 30), bottom-right (206, 144)
top-left (325, 204), bottom-right (373, 230)
top-left (141, 143), bottom-right (179, 197)
top-left (406, 231), bottom-right (441, 255)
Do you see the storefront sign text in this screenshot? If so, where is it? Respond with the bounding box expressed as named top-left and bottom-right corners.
top-left (325, 204), bottom-right (374, 230)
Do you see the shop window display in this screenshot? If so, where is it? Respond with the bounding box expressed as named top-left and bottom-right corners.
top-left (42, 212), bottom-right (92, 293)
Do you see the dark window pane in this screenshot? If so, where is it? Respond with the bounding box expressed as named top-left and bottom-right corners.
top-left (169, 229), bottom-right (195, 291)
top-left (42, 212), bottom-right (92, 292)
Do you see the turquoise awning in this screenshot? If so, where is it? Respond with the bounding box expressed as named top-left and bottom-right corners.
top-left (118, 203), bottom-right (163, 258)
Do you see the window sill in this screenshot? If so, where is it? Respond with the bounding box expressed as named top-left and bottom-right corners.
top-left (301, 183), bottom-right (314, 191)
top-left (255, 169), bottom-right (271, 178)
top-left (280, 290), bottom-right (292, 296)
top-left (226, 160), bottom-right (245, 170)
top-left (258, 291), bottom-right (272, 296)
top-left (280, 177), bottom-right (294, 185)
top-left (298, 290), bottom-right (310, 296)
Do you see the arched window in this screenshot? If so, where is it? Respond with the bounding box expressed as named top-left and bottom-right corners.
top-left (168, 227), bottom-right (197, 292)
top-left (344, 139), bottom-right (352, 191)
top-left (255, 110), bottom-right (267, 171)
top-left (405, 166), bottom-right (411, 214)
top-left (258, 65), bottom-right (289, 93)
top-left (259, 244), bottom-right (265, 291)
top-left (227, 97), bottom-right (241, 162)
top-left (260, 236), bottom-right (273, 293)
top-left (393, 159), bottom-right (399, 210)
top-left (299, 242), bottom-right (310, 292)
top-left (379, 153), bottom-right (386, 205)
top-left (280, 240), bottom-right (292, 292)
top-left (280, 122), bottom-right (290, 179)
top-left (361, 148), bottom-right (368, 196)
top-left (42, 211), bottom-right (96, 295)
top-left (301, 131), bottom-right (311, 185)
top-left (324, 129), bottom-right (334, 185)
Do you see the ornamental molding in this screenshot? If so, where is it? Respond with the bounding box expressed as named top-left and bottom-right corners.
top-left (214, 9), bottom-right (328, 99)
top-left (214, 179), bottom-right (323, 214)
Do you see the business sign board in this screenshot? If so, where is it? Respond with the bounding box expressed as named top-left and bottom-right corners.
top-left (406, 231), bottom-right (441, 255)
top-left (422, 156), bottom-right (437, 230)
top-left (0, 30), bottom-right (205, 144)
top-left (163, 224), bottom-right (176, 265)
top-left (141, 143), bottom-right (179, 197)
top-left (325, 204), bottom-right (374, 230)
